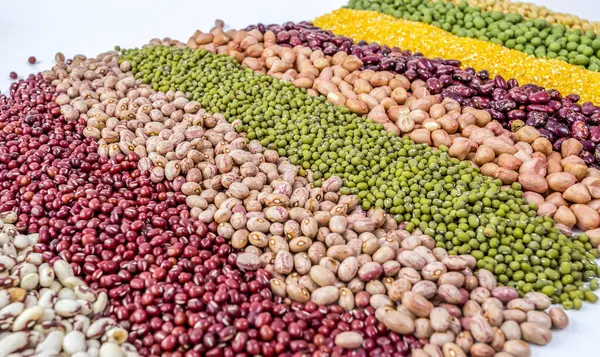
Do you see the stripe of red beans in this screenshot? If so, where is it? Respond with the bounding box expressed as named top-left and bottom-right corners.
top-left (245, 21), bottom-right (600, 167)
top-left (1, 76), bottom-right (424, 356)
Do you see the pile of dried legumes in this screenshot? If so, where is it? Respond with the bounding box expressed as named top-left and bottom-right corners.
top-left (185, 20), bottom-right (600, 246)
top-left (1, 4), bottom-right (600, 357)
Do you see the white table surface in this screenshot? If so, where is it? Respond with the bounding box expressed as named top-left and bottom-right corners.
top-left (1, 1), bottom-right (599, 356)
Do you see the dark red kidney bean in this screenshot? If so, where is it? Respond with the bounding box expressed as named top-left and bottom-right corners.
top-left (581, 150), bottom-right (595, 165)
top-left (490, 99), bottom-right (516, 112)
top-left (493, 75), bottom-right (507, 89)
top-left (526, 111), bottom-right (548, 127)
top-left (583, 140), bottom-right (596, 152)
top-left (595, 145), bottom-right (600, 164)
top-left (538, 128), bottom-right (555, 141)
top-left (436, 65), bottom-right (455, 76)
top-left (528, 91), bottom-right (551, 104)
top-left (508, 109), bottom-right (527, 120)
top-left (471, 96), bottom-right (490, 109)
top-left (492, 88), bottom-right (508, 101)
top-left (590, 127), bottom-right (600, 142)
top-left (527, 104), bottom-right (554, 113)
top-left (453, 70), bottom-right (472, 82)
top-left (547, 119), bottom-right (571, 137)
top-left (426, 78), bottom-right (443, 94)
top-left (417, 58), bottom-right (435, 72)
top-left (572, 120), bottom-right (590, 140)
top-left (509, 88), bottom-right (529, 103)
top-left (486, 108), bottom-right (505, 120)
top-left (548, 100), bottom-right (562, 111)
top-left (554, 137), bottom-right (569, 152)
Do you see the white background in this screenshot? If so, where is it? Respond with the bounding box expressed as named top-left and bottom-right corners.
top-left (1, 1), bottom-right (599, 356)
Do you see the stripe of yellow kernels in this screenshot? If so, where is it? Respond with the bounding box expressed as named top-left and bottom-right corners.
top-left (314, 8), bottom-right (600, 104)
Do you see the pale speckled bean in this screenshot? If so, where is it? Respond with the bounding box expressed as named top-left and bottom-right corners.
top-left (424, 344), bottom-right (444, 357)
top-left (548, 307), bottom-right (569, 329)
top-left (501, 320), bottom-right (522, 341)
top-left (414, 318), bottom-right (434, 339)
top-left (442, 342), bottom-right (466, 357)
top-left (475, 270), bottom-right (497, 291)
top-left (469, 343), bottom-right (495, 357)
top-left (310, 286), bottom-right (339, 305)
top-left (378, 308), bottom-right (415, 334)
top-left (411, 280), bottom-right (437, 300)
top-left (236, 252), bottom-right (261, 271)
top-left (526, 311), bottom-right (552, 329)
top-left (430, 307), bottom-right (451, 332)
top-left (431, 331), bottom-right (456, 346)
top-left (397, 250), bottom-right (427, 270)
top-left (469, 315), bottom-right (494, 344)
top-left (523, 292), bottom-right (552, 311)
top-left (309, 265), bottom-right (336, 287)
top-left (484, 306), bottom-right (504, 327)
top-left (492, 286), bottom-right (519, 304)
top-left (462, 300), bottom-right (483, 318)
top-left (286, 284), bottom-right (310, 303)
top-left (520, 322), bottom-right (552, 346)
top-left (421, 262), bottom-right (447, 281)
top-left (455, 331), bottom-right (474, 352)
top-left (506, 299), bottom-right (535, 312)
top-left (438, 284), bottom-right (463, 305)
top-left (334, 331), bottom-right (364, 349)
top-left (502, 340), bottom-right (531, 357)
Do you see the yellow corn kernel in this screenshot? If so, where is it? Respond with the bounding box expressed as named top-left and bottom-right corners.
top-left (441, 0), bottom-right (600, 33)
top-left (314, 9), bottom-right (600, 104)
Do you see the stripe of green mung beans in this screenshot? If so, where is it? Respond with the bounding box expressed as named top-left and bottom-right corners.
top-left (119, 46), bottom-right (600, 300)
